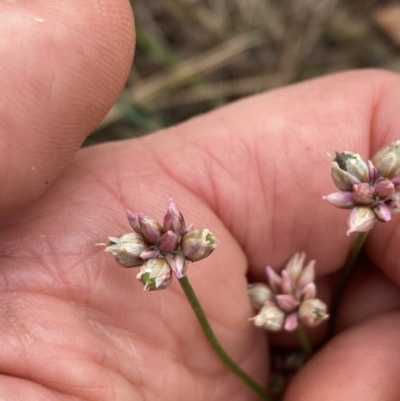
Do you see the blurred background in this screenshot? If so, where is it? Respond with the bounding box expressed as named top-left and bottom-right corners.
top-left (88, 0), bottom-right (400, 145)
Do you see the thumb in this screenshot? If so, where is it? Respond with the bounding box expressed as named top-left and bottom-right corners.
top-left (0, 0), bottom-right (134, 219)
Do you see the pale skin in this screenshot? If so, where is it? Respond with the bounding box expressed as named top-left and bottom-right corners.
top-left (2, 1), bottom-right (400, 400)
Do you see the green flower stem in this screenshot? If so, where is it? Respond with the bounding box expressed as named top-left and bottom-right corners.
top-left (178, 276), bottom-right (271, 401)
top-left (328, 231), bottom-right (369, 336)
top-left (295, 326), bottom-right (313, 359)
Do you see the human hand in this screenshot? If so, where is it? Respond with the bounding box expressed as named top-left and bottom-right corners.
top-left (2, 2), bottom-right (400, 400)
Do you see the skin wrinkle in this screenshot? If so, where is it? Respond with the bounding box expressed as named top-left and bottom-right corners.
top-left (201, 144), bottom-right (230, 221)
top-left (143, 129), bottom-right (220, 212)
top-left (0, 300), bottom-right (138, 400)
top-left (0, 375), bottom-right (83, 401)
top-left (82, 316), bottom-right (159, 389)
top-left (234, 134), bottom-right (256, 250)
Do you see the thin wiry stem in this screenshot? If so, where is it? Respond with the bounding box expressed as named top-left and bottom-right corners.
top-left (296, 326), bottom-right (313, 359)
top-left (178, 276), bottom-right (272, 401)
top-left (328, 231), bottom-right (369, 336)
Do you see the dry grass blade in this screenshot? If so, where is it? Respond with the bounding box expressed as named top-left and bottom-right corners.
top-left (93, 0), bottom-right (400, 142)
top-left (98, 32), bottom-right (266, 129)
top-left (275, 0), bottom-right (339, 86)
top-left (150, 75), bottom-right (276, 110)
top-left (127, 31), bottom-right (266, 105)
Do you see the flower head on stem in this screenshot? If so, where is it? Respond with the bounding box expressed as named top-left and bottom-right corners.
top-left (102, 200), bottom-right (271, 400)
top-left (249, 253), bottom-right (328, 332)
top-left (323, 141), bottom-right (400, 235)
top-left (103, 199), bottom-right (219, 290)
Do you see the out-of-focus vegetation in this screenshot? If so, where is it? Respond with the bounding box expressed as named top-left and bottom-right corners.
top-left (89, 0), bottom-right (400, 144)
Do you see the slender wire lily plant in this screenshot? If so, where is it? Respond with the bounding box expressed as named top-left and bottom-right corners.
top-left (102, 198), bottom-right (271, 400)
top-left (323, 141), bottom-right (400, 333)
top-left (100, 140), bottom-right (400, 400)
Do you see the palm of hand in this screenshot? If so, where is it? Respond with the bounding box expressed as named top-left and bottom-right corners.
top-left (0, 136), bottom-right (269, 400)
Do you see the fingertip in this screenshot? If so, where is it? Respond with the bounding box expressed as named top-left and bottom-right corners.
top-left (285, 313), bottom-right (400, 401)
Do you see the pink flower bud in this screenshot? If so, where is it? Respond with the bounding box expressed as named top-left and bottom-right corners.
top-left (165, 254), bottom-right (187, 279)
top-left (281, 271), bottom-right (294, 295)
top-left (266, 266), bottom-right (282, 293)
top-left (375, 178), bottom-right (395, 200)
top-left (352, 183), bottom-right (375, 205)
top-left (163, 198), bottom-right (186, 236)
top-left (297, 260), bottom-right (315, 288)
top-left (276, 294), bottom-right (299, 312)
top-left (346, 206), bottom-right (376, 235)
top-left (252, 302), bottom-right (285, 331)
top-left (284, 313), bottom-right (299, 332)
top-left (247, 283), bottom-right (274, 310)
top-left (298, 299), bottom-right (329, 327)
top-left (284, 252), bottom-right (306, 282)
top-left (105, 233), bottom-right (147, 267)
top-left (368, 160), bottom-right (380, 183)
top-left (300, 282), bottom-right (317, 300)
top-left (126, 210), bottom-right (142, 235)
top-left (322, 192), bottom-right (355, 208)
top-left (139, 213), bottom-right (164, 244)
top-left (180, 229), bottom-right (219, 262)
top-left (373, 203), bottom-right (392, 222)
top-left (157, 231), bottom-right (179, 253)
top-left (372, 141), bottom-right (400, 178)
top-left (136, 258), bottom-right (172, 291)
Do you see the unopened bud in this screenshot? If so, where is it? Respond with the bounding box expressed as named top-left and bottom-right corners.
top-left (372, 141), bottom-right (400, 178)
top-left (163, 198), bottom-right (186, 236)
top-left (297, 260), bottom-right (315, 288)
top-left (276, 294), bottom-right (298, 312)
top-left (298, 299), bottom-right (329, 327)
top-left (300, 282), bottom-right (317, 300)
top-left (373, 203), bottom-right (392, 222)
top-left (180, 228), bottom-right (219, 262)
top-left (105, 233), bottom-right (147, 267)
top-left (323, 192), bottom-right (355, 208)
top-left (247, 283), bottom-right (273, 310)
top-left (346, 206), bottom-right (376, 235)
top-left (157, 231), bottom-right (179, 253)
top-left (374, 178), bottom-right (395, 200)
top-left (285, 252), bottom-right (305, 282)
top-left (136, 258), bottom-right (172, 291)
top-left (368, 160), bottom-right (380, 183)
top-left (352, 183), bottom-right (375, 204)
top-left (165, 254), bottom-right (187, 279)
top-left (281, 271), bottom-right (294, 295)
top-left (252, 302), bottom-right (285, 331)
top-left (265, 266), bottom-right (282, 293)
top-left (284, 313), bottom-right (299, 332)
top-left (139, 213), bottom-right (164, 244)
top-left (126, 210), bottom-right (142, 235)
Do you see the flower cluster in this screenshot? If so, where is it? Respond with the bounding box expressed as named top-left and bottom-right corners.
top-left (323, 141), bottom-right (400, 235)
top-left (104, 199), bottom-right (219, 290)
top-left (248, 253), bottom-right (328, 332)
